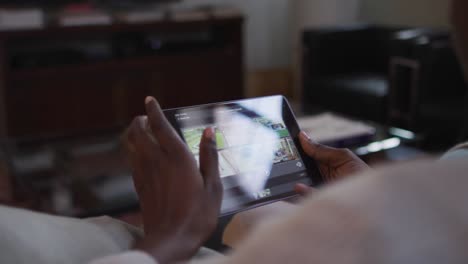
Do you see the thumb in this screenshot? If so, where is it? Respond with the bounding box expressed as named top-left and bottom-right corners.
top-left (299, 131), bottom-right (343, 163)
top-left (294, 183), bottom-right (314, 196)
top-left (199, 127), bottom-right (222, 195)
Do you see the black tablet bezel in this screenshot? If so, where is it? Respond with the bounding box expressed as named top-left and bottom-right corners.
top-left (163, 95), bottom-right (323, 216)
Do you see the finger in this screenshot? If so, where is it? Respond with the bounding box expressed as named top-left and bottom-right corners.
top-left (127, 116), bottom-right (162, 158)
top-left (199, 127), bottom-right (222, 197)
top-left (144, 96), bottom-right (186, 153)
top-left (299, 131), bottom-right (341, 163)
top-left (121, 125), bottom-right (137, 154)
top-left (126, 117), bottom-right (163, 191)
top-left (123, 117), bottom-right (156, 197)
top-left (294, 183), bottom-right (314, 196)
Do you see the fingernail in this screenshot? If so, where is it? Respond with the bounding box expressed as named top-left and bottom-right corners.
top-left (145, 96), bottom-right (155, 105)
top-left (205, 127), bottom-right (216, 141)
top-left (143, 116), bottom-right (151, 132)
top-left (300, 131), bottom-right (311, 140)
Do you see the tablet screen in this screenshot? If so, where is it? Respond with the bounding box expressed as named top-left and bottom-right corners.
top-left (165, 96), bottom-right (320, 215)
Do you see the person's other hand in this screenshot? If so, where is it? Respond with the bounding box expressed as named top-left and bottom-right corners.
top-left (123, 97), bottom-right (222, 264)
top-left (295, 131), bottom-right (370, 196)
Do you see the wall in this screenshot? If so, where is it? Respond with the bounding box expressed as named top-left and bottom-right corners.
top-left (290, 0), bottom-right (361, 30)
top-left (360, 0), bottom-right (451, 27)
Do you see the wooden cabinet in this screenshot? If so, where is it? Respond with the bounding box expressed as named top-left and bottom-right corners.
top-left (0, 17), bottom-right (244, 139)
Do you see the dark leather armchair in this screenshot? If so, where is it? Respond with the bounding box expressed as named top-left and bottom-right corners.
top-left (301, 25), bottom-right (467, 149)
top-left (388, 29), bottom-right (467, 148)
top-left (302, 25), bottom-right (403, 122)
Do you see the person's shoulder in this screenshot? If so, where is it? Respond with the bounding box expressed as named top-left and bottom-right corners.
top-left (304, 158), bottom-right (468, 210)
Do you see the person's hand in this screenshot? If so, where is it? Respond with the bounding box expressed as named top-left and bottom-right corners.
top-left (295, 131), bottom-right (370, 195)
top-left (123, 97), bottom-right (223, 264)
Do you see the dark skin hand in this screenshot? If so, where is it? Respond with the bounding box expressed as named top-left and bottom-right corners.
top-left (124, 97), bottom-right (367, 262)
top-left (123, 97), bottom-right (223, 264)
top-left (295, 131), bottom-right (370, 195)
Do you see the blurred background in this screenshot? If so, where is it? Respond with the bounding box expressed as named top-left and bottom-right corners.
top-left (0, 0), bottom-right (465, 238)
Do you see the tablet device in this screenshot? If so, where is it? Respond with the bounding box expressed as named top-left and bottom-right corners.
top-left (164, 95), bottom-right (322, 216)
